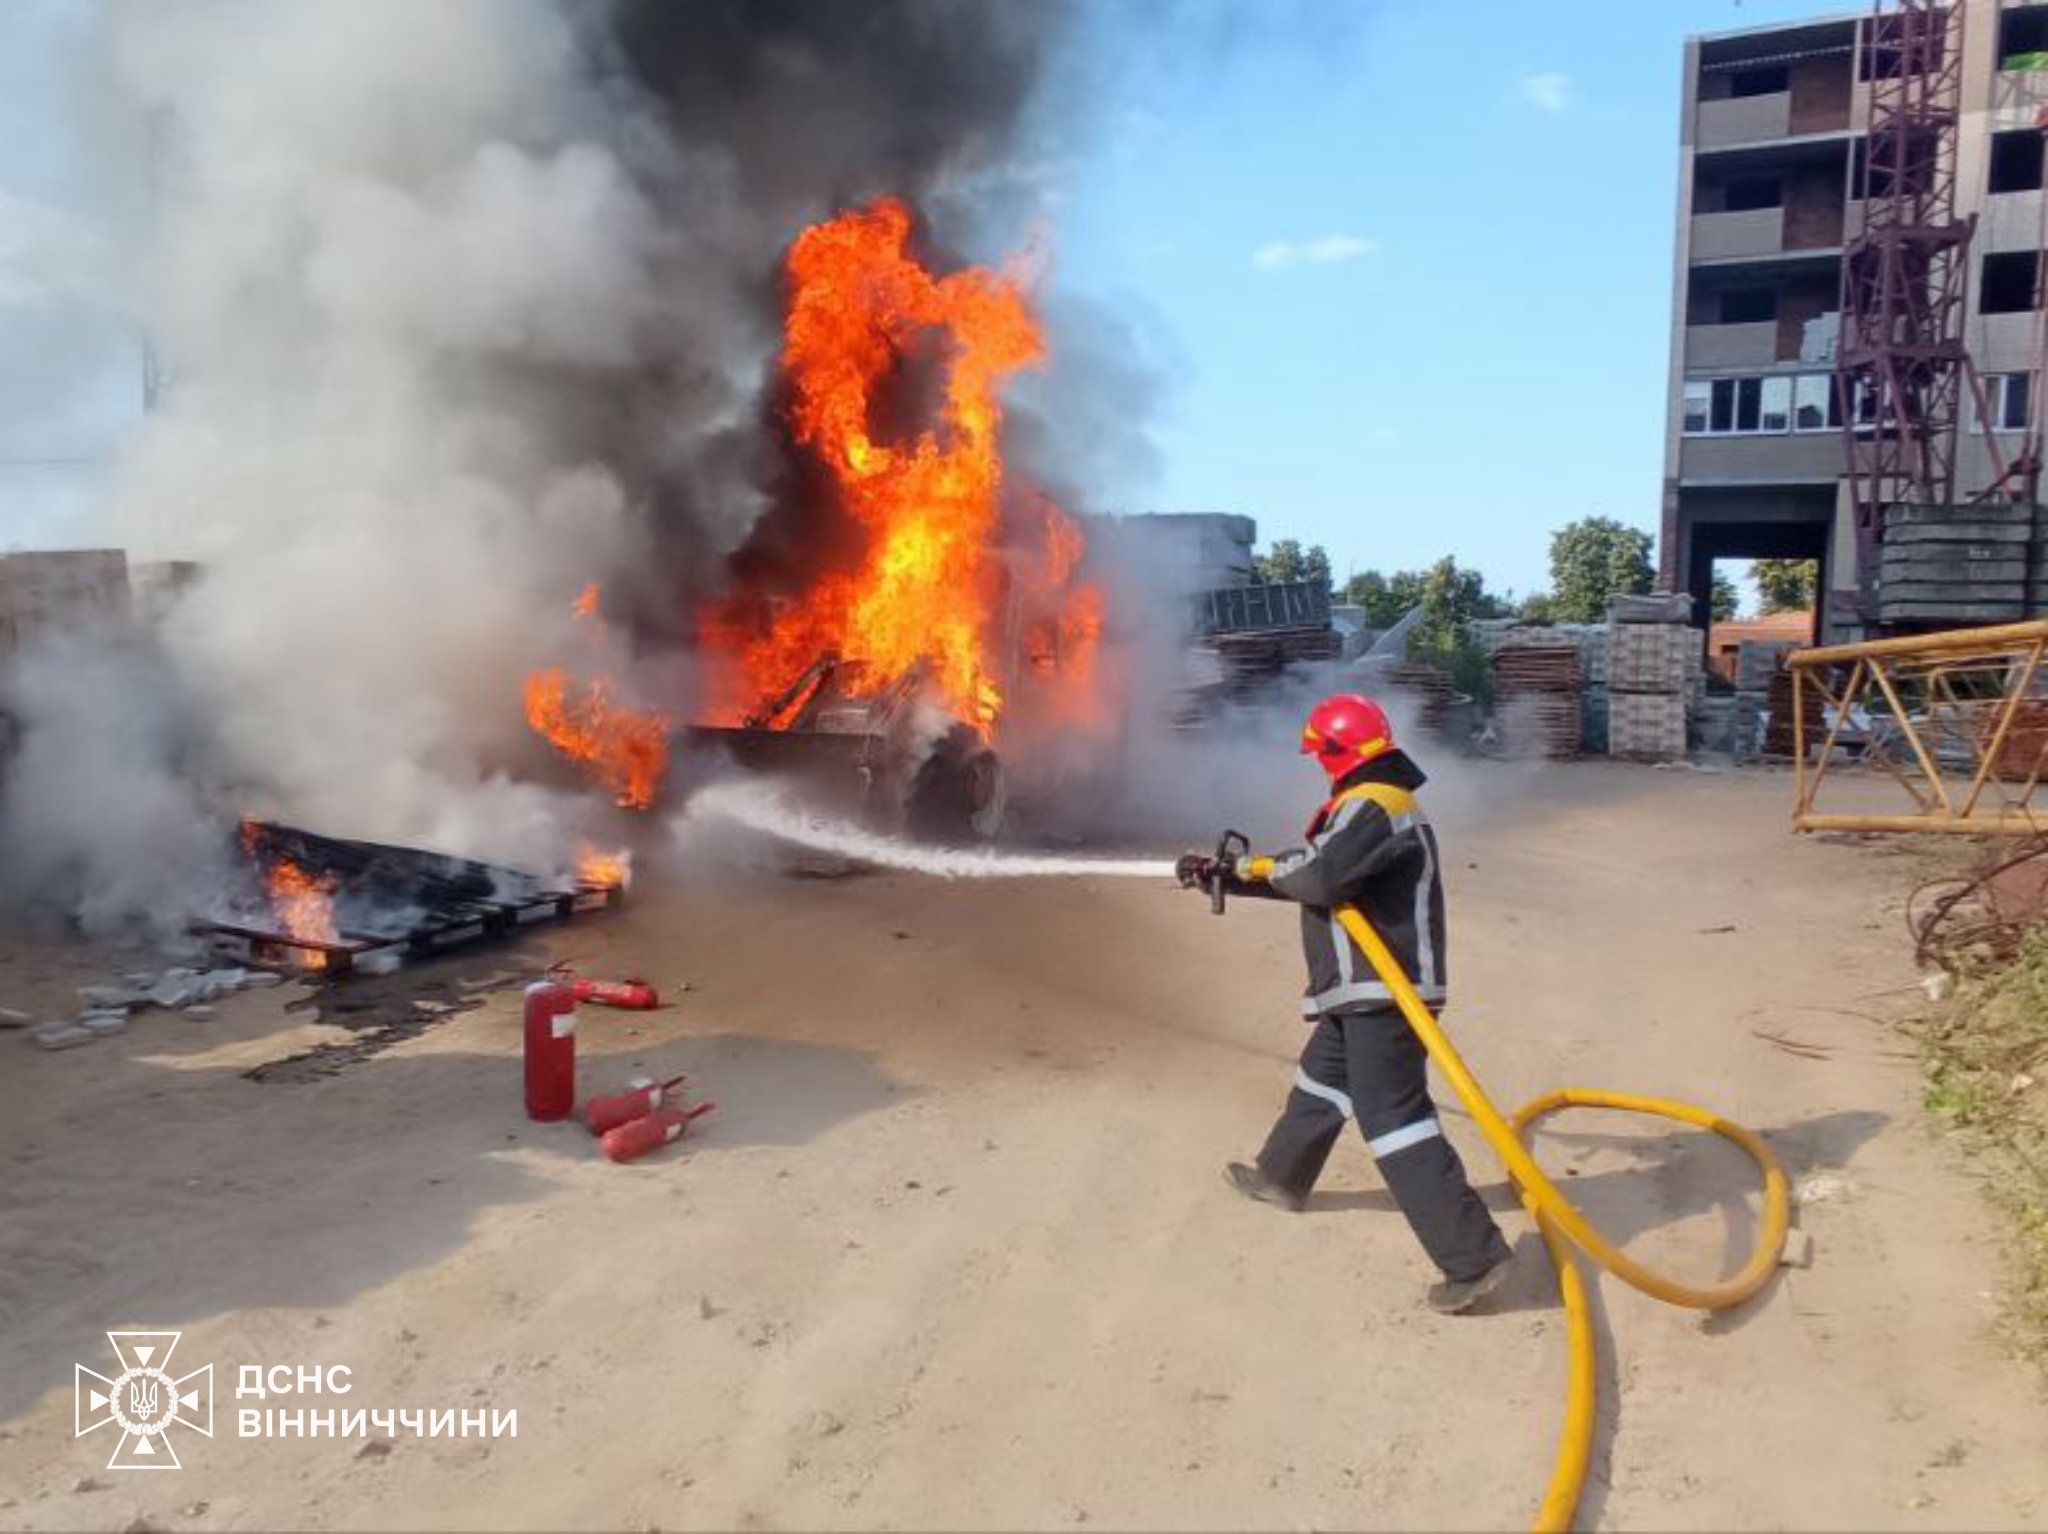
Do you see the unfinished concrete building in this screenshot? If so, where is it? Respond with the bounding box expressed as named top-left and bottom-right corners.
top-left (1662, 0), bottom-right (2048, 640)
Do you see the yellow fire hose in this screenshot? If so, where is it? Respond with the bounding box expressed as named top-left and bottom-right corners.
top-left (1332, 903), bottom-right (1791, 1533)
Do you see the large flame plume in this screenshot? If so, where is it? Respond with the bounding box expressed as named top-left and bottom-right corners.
top-left (705, 198), bottom-right (1103, 735)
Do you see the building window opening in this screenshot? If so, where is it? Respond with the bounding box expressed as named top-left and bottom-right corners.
top-left (1989, 130), bottom-right (2046, 194)
top-left (2000, 5), bottom-right (2048, 69)
top-left (1722, 176), bottom-right (1783, 212)
top-left (1728, 64), bottom-right (1790, 97)
top-left (1759, 376), bottom-right (1792, 432)
top-left (1982, 250), bottom-right (2041, 314)
top-left (1986, 372), bottom-right (2033, 432)
top-left (1733, 377), bottom-right (1762, 432)
top-left (1720, 288), bottom-right (1778, 324)
top-left (1683, 373), bottom-right (1830, 437)
top-left (1684, 381), bottom-right (1711, 434)
top-left (1792, 373), bottom-right (1841, 432)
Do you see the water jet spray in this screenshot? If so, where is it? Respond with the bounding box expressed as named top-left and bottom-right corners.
top-left (682, 778), bottom-right (1173, 880)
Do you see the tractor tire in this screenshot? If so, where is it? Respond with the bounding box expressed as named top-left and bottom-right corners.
top-left (904, 725), bottom-right (1007, 842)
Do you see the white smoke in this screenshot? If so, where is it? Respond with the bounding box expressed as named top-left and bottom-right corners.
top-left (0, 0), bottom-right (770, 927)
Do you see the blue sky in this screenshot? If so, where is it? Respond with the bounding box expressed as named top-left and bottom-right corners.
top-left (1056, 0), bottom-right (1839, 596)
top-left (0, 0), bottom-right (1839, 598)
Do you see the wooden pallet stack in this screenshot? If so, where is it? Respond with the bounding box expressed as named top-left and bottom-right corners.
top-left (1378, 662), bottom-right (1457, 738)
top-left (1730, 641), bottom-right (1796, 762)
top-left (1762, 669), bottom-right (1825, 759)
top-left (1490, 641), bottom-right (1582, 760)
top-left (1204, 626), bottom-right (1344, 702)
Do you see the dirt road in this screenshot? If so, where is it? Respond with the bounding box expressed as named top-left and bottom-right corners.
top-left (2, 762), bottom-right (2045, 1530)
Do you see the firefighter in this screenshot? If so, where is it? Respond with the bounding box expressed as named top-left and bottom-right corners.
top-left (1176, 692), bottom-right (1514, 1313)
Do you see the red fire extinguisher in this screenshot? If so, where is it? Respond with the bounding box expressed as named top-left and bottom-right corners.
top-left (523, 979), bottom-right (577, 1121)
top-left (602, 1102), bottom-right (716, 1164)
top-left (583, 1073), bottom-right (688, 1136)
top-left (549, 962), bottom-right (660, 1010)
top-left (572, 976), bottom-right (660, 1010)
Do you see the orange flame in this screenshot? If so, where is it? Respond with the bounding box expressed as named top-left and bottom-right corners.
top-left (269, 859), bottom-right (340, 951)
top-left (708, 199), bottom-right (1054, 731)
top-left (577, 843), bottom-right (631, 890)
top-left (525, 585), bottom-right (671, 809)
top-left (240, 821), bottom-right (339, 968)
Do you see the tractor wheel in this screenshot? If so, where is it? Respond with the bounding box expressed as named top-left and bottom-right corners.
top-left (905, 725), bottom-right (1007, 842)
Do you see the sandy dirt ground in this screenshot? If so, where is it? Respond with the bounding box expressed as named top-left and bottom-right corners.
top-left (2, 761), bottom-right (2046, 1531)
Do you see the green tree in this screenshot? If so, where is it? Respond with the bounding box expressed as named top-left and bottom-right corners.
top-left (1548, 516), bottom-right (1656, 624)
top-left (1407, 556), bottom-right (1496, 701)
top-left (1302, 544), bottom-right (1333, 592)
top-left (1412, 556), bottom-right (1489, 657)
top-left (1710, 570), bottom-right (1740, 623)
top-left (1256, 539), bottom-right (1305, 584)
top-left (1344, 568), bottom-right (1422, 627)
top-left (1518, 590), bottom-right (1557, 622)
top-left (1752, 558), bottom-right (1818, 615)
top-left (1346, 562), bottom-right (1511, 631)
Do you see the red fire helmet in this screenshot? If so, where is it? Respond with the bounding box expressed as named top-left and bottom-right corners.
top-left (1300, 693), bottom-right (1395, 779)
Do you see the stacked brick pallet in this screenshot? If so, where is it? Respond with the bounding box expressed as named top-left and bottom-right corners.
top-left (1606, 596), bottom-right (1696, 762)
top-left (1490, 638), bottom-right (1583, 760)
top-left (1879, 503), bottom-right (2031, 627)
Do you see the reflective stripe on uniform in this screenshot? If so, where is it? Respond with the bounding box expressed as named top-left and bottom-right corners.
top-left (1413, 820), bottom-right (1440, 989)
top-left (1302, 979), bottom-right (1448, 1016)
top-left (1291, 1068), bottom-right (1354, 1119)
top-left (1366, 1116), bottom-right (1442, 1158)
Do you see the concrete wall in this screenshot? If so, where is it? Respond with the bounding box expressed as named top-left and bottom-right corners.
top-left (1698, 93), bottom-right (1791, 149)
top-left (1691, 207), bottom-right (1785, 262)
top-left (1679, 433), bottom-right (1847, 483)
top-left (1685, 321), bottom-right (1779, 370)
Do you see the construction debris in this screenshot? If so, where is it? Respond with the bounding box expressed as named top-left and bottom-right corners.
top-left (22, 965), bottom-right (281, 1051)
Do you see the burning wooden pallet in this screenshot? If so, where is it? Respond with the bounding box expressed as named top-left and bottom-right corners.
top-left (202, 821), bottom-right (621, 978)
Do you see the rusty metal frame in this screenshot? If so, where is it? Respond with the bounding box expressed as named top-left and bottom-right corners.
top-left (1835, 1), bottom-right (2021, 625)
top-left (1790, 619), bottom-right (2048, 832)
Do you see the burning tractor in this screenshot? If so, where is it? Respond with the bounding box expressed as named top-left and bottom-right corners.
top-left (685, 651), bottom-right (1006, 841)
top-left (527, 198), bottom-right (1113, 841)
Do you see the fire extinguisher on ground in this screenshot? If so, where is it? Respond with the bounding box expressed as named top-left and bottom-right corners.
top-left (523, 978), bottom-right (577, 1121)
top-left (584, 1074), bottom-right (688, 1136)
top-left (602, 1102), bottom-right (717, 1163)
top-left (549, 962), bottom-right (660, 1010)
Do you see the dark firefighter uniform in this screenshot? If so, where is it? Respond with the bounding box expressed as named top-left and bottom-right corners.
top-left (1228, 748), bottom-right (1510, 1286)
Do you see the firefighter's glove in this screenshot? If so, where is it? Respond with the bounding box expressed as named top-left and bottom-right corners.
top-left (1174, 853), bottom-right (1217, 890)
